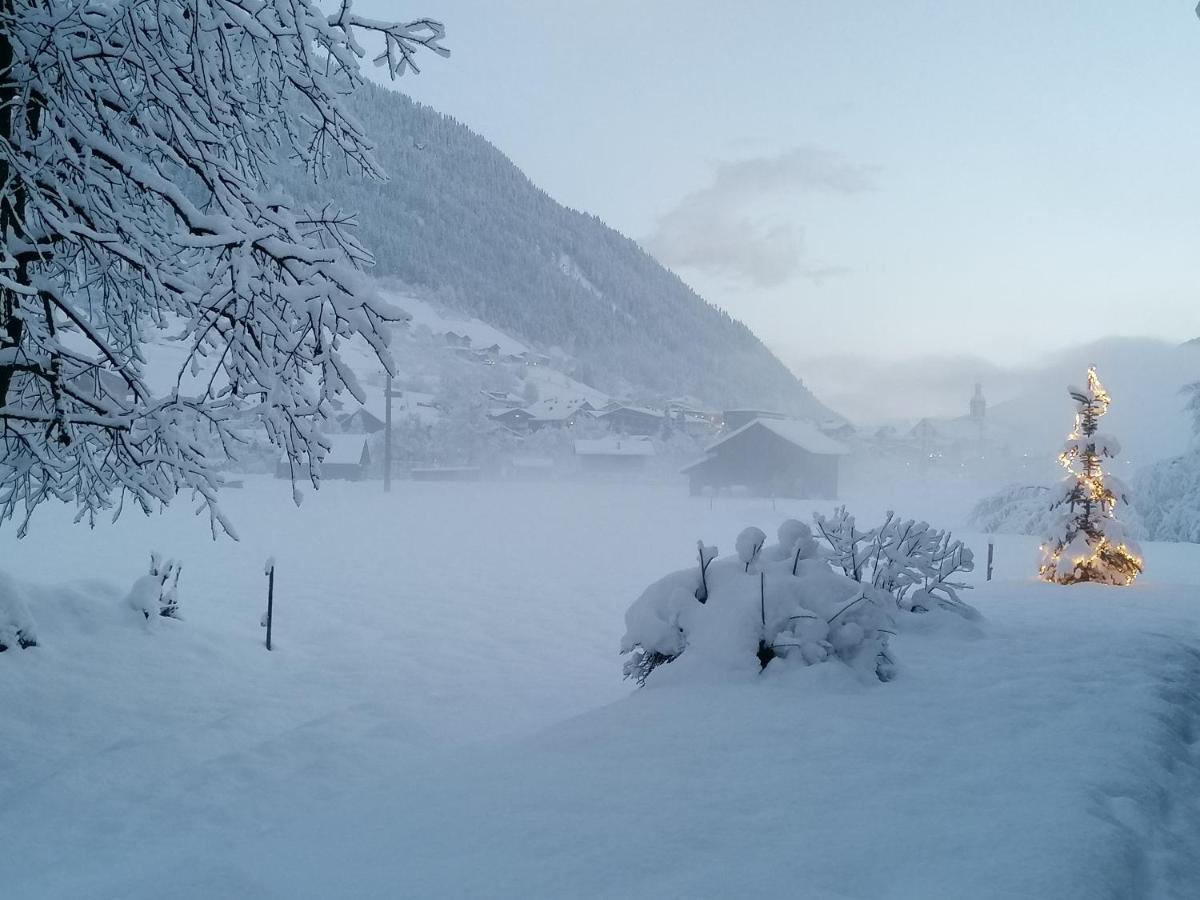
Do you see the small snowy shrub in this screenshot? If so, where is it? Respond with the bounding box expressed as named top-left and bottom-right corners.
top-left (736, 527), bottom-right (766, 572)
top-left (813, 507), bottom-right (979, 620)
top-left (126, 554), bottom-right (183, 621)
top-left (0, 572), bottom-right (38, 652)
top-left (694, 541), bottom-right (718, 604)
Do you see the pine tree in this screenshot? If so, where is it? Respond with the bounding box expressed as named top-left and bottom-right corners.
top-left (1039, 367), bottom-right (1143, 585)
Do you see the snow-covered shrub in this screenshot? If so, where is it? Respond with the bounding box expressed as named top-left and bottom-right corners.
top-left (735, 527), bottom-right (766, 572)
top-left (968, 485), bottom-right (1055, 535)
top-left (621, 525), bottom-right (894, 686)
top-left (813, 507), bottom-right (979, 620)
top-left (694, 541), bottom-right (718, 604)
top-left (1134, 451), bottom-right (1200, 543)
top-left (773, 519), bottom-right (820, 573)
top-left (0, 572), bottom-right (38, 652)
top-left (126, 554), bottom-right (183, 621)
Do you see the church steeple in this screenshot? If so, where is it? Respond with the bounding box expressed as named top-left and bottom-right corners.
top-left (969, 382), bottom-right (986, 420)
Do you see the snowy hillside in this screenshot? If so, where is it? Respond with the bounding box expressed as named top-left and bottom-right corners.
top-left (278, 82), bottom-right (834, 418)
top-left (3, 481), bottom-right (1199, 898)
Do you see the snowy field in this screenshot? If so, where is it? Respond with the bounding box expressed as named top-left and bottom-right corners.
top-left (2, 477), bottom-right (1199, 899)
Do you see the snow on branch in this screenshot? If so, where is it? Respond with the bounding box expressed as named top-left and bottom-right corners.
top-left (0, 1), bottom-right (447, 536)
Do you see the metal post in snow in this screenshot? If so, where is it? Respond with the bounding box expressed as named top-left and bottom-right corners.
top-left (264, 558), bottom-right (275, 651)
top-left (384, 373), bottom-right (393, 493)
top-left (986, 542), bottom-right (994, 582)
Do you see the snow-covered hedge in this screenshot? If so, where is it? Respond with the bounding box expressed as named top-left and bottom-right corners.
top-left (621, 510), bottom-right (977, 686)
top-left (1133, 451), bottom-right (1200, 543)
top-left (968, 485), bottom-right (1056, 535)
top-left (0, 572), bottom-right (38, 652)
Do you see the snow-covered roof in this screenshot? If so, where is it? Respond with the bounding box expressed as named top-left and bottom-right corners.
top-left (595, 404), bottom-right (665, 420)
top-left (574, 438), bottom-right (656, 457)
top-left (322, 434), bottom-right (369, 466)
top-left (707, 418), bottom-right (851, 456)
top-left (525, 397), bottom-right (592, 421)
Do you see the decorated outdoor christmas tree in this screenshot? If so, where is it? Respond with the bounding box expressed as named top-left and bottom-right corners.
top-left (1039, 367), bottom-right (1143, 585)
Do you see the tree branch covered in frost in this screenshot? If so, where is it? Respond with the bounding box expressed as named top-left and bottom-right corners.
top-left (813, 507), bottom-right (978, 619)
top-left (0, 0), bottom-right (447, 536)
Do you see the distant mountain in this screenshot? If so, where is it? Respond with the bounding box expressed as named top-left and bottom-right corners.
top-left (279, 81), bottom-right (832, 418)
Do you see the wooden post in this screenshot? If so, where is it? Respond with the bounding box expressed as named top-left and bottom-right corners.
top-left (265, 559), bottom-right (275, 651)
top-left (384, 373), bottom-right (393, 493)
top-left (986, 541), bottom-right (994, 582)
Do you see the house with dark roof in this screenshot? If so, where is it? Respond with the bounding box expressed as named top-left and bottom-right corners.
top-left (593, 403), bottom-right (666, 436)
top-left (275, 434), bottom-right (371, 482)
top-left (682, 417), bottom-right (849, 498)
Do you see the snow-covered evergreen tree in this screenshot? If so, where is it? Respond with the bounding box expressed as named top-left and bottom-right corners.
top-left (0, 1), bottom-right (447, 536)
top-left (1038, 367), bottom-right (1143, 585)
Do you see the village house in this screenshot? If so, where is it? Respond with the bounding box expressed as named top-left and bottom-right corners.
top-left (682, 417), bottom-right (849, 498)
top-left (593, 403), bottom-right (667, 436)
top-left (523, 397), bottom-right (594, 431)
top-left (276, 434), bottom-right (371, 481)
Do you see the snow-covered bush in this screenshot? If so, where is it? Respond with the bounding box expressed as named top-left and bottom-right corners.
top-left (126, 554), bottom-right (183, 621)
top-left (0, 572), bottom-right (38, 652)
top-left (1134, 451), bottom-right (1200, 543)
top-left (813, 507), bottom-right (979, 620)
top-left (735, 527), bottom-right (766, 572)
top-left (968, 485), bottom-right (1056, 535)
top-left (1131, 383), bottom-right (1200, 543)
top-left (621, 519), bottom-right (894, 686)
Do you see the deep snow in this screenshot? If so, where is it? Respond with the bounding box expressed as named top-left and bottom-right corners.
top-left (2, 478), bottom-right (1198, 898)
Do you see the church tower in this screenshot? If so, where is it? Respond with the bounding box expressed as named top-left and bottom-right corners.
top-left (969, 382), bottom-right (986, 420)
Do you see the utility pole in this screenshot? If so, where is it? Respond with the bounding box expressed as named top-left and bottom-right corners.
top-left (384, 373), bottom-right (393, 492)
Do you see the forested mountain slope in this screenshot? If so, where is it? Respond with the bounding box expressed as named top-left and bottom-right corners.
top-left (281, 81), bottom-right (831, 417)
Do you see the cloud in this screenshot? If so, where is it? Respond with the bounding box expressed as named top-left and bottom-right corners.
top-left (643, 147), bottom-right (877, 288)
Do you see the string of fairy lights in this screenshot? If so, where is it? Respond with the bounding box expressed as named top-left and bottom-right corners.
top-left (1038, 367), bottom-right (1143, 586)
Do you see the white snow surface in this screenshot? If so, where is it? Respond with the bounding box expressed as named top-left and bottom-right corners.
top-left (2, 480), bottom-right (1200, 898)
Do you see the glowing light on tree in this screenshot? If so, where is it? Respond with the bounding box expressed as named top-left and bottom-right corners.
top-left (1038, 367), bottom-right (1143, 585)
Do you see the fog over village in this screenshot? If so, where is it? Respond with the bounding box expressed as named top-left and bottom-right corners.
top-left (2, 3), bottom-right (1200, 898)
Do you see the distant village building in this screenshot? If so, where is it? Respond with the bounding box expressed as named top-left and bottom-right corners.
top-left (276, 434), bottom-right (370, 481)
top-left (336, 391), bottom-right (441, 434)
top-left (721, 408), bottom-right (787, 433)
top-left (574, 437), bottom-right (656, 473)
top-left (488, 407), bottom-right (535, 431)
top-left (593, 403), bottom-right (666, 436)
top-left (481, 390), bottom-right (525, 409)
top-left (682, 417), bottom-right (849, 499)
top-left (524, 397), bottom-right (594, 431)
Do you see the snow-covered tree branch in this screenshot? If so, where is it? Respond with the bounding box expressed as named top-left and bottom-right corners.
top-left (0, 0), bottom-right (447, 536)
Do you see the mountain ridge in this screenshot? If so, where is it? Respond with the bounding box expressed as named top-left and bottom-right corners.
top-left (279, 81), bottom-right (833, 419)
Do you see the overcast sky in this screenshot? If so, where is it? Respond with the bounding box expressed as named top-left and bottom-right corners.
top-left (355, 1), bottom-right (1200, 372)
